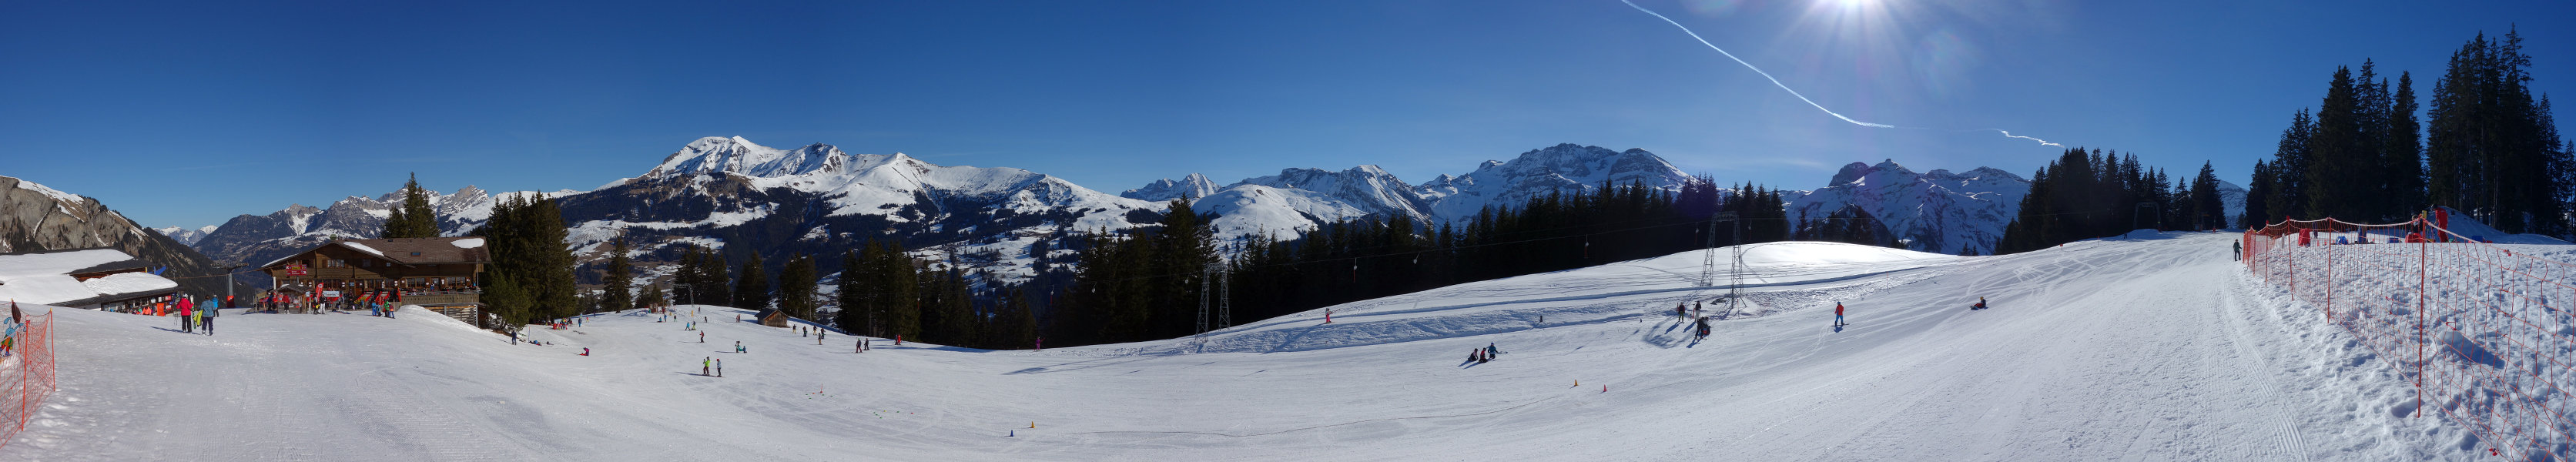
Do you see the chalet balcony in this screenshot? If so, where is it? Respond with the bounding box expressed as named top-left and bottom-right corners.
top-left (404, 292), bottom-right (481, 306)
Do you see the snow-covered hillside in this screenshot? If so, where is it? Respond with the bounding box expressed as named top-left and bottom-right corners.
top-left (7, 233), bottom-right (2514, 460)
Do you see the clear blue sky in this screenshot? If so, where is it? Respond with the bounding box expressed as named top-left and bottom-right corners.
top-left (4, 0), bottom-right (2569, 229)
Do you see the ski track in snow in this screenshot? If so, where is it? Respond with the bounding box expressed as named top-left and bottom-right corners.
top-left (0, 235), bottom-right (2538, 460)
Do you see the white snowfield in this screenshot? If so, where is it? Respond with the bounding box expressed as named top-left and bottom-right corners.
top-left (1, 234), bottom-right (2509, 460)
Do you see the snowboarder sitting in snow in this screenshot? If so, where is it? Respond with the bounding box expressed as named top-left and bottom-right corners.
top-left (1973, 297), bottom-right (1987, 310)
top-left (1484, 343), bottom-right (1499, 361)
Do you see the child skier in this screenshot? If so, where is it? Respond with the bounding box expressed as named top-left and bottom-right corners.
top-left (716, 359), bottom-right (723, 377)
top-left (702, 357), bottom-right (711, 376)
top-left (735, 340), bottom-right (745, 354)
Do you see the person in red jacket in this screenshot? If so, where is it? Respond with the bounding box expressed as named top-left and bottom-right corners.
top-left (178, 296), bottom-right (195, 333)
top-left (1834, 303), bottom-right (1845, 326)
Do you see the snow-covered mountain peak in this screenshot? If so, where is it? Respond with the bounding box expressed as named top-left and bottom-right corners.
top-left (644, 136), bottom-right (849, 179)
top-left (1827, 160), bottom-right (1924, 187)
top-left (1412, 143), bottom-right (1691, 224)
top-left (1122, 173), bottom-right (1220, 202)
top-left (154, 225), bottom-right (219, 246)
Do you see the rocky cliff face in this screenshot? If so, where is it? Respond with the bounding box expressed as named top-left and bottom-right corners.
top-left (1787, 161), bottom-right (2028, 256)
top-left (0, 176), bottom-right (253, 297)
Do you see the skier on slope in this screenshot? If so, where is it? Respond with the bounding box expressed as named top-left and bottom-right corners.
top-left (1484, 343), bottom-right (1499, 361)
top-left (716, 358), bottom-right (723, 377)
top-left (201, 298), bottom-right (216, 335)
top-left (194, 300), bottom-right (209, 335)
top-left (700, 331), bottom-right (705, 343)
top-left (702, 357), bottom-right (712, 376)
top-left (1834, 302), bottom-right (1846, 326)
top-left (1694, 316), bottom-right (1710, 340)
top-left (178, 296), bottom-right (194, 333)
top-left (735, 340), bottom-right (745, 354)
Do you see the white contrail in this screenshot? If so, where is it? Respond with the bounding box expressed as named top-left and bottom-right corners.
top-left (1994, 129), bottom-right (2062, 147)
top-left (1620, 0), bottom-right (2066, 148)
top-left (1619, 0), bottom-right (1891, 129)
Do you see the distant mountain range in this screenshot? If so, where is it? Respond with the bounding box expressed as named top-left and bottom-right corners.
top-left (1126, 143), bottom-right (1693, 244)
top-left (165, 137), bottom-right (2243, 286)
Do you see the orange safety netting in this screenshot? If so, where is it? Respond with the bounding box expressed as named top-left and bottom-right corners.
top-left (0, 311), bottom-right (57, 451)
top-left (2244, 216), bottom-right (2576, 460)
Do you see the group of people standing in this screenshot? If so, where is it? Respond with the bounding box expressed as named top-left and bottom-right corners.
top-left (175, 296), bottom-right (217, 336)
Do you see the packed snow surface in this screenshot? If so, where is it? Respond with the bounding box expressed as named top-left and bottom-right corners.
top-left (2, 233), bottom-right (2510, 460)
top-left (449, 237), bottom-right (485, 249)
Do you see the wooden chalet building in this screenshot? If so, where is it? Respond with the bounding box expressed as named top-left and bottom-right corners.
top-left (260, 236), bottom-right (490, 323)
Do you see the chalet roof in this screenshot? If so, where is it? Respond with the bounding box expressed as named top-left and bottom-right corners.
top-left (0, 248), bottom-right (152, 277)
top-left (0, 248), bottom-right (177, 305)
top-left (260, 236), bottom-right (493, 270)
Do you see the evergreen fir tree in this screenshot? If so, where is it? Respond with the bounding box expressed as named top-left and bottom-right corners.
top-left (733, 259), bottom-right (771, 310)
top-left (381, 173), bottom-right (440, 239)
top-left (601, 233), bottom-right (634, 313)
top-left (779, 253), bottom-right (818, 319)
top-left (836, 249), bottom-right (867, 333)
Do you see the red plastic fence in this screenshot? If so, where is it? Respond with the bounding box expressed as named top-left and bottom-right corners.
top-left (2246, 217), bottom-right (2576, 460)
top-left (0, 311), bottom-right (56, 452)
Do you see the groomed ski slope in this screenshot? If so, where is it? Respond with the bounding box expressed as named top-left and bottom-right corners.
top-left (3, 233), bottom-right (2497, 460)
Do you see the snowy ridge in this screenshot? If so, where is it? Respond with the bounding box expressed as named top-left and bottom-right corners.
top-left (1143, 143), bottom-right (1695, 245)
top-left (152, 225), bottom-right (218, 246)
top-left (1120, 173), bottom-right (1219, 203)
top-left (1415, 143), bottom-right (1691, 223)
top-left (12, 178), bottom-right (85, 204)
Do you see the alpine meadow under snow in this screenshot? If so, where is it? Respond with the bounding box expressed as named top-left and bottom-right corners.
top-left (6, 232), bottom-right (2536, 460)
